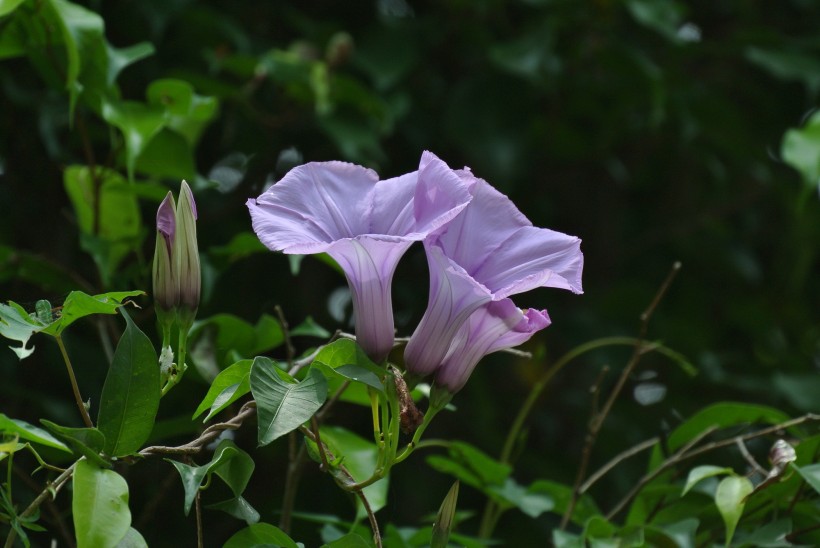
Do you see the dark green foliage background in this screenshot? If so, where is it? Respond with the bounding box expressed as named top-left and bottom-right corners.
top-left (1, 0), bottom-right (819, 545)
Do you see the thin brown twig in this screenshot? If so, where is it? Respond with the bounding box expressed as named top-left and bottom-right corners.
top-left (579, 436), bottom-right (661, 493)
top-left (786, 522), bottom-right (820, 543)
top-left (12, 464), bottom-right (74, 547)
top-left (4, 463), bottom-right (76, 548)
top-left (55, 335), bottom-right (94, 428)
top-left (299, 426), bottom-right (383, 548)
top-left (312, 417), bottom-right (330, 472)
top-left (589, 365), bottom-right (610, 417)
top-left (279, 442), bottom-right (307, 534)
top-left (279, 380), bottom-right (351, 533)
top-left (140, 402), bottom-right (257, 456)
top-left (604, 413), bottom-right (820, 520)
top-left (287, 330), bottom-right (343, 376)
top-left (195, 489), bottom-right (204, 548)
top-left (735, 438), bottom-right (767, 476)
top-left (560, 262), bottom-right (681, 529)
top-left (275, 305), bottom-right (295, 369)
top-left (136, 468), bottom-right (180, 530)
top-left (605, 425), bottom-right (718, 520)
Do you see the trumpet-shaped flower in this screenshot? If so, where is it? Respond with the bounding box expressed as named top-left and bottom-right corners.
top-left (404, 167), bottom-right (583, 389)
top-left (247, 151), bottom-right (472, 363)
top-left (435, 300), bottom-right (551, 393)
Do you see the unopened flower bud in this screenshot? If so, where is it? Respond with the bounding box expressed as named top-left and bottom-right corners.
top-left (153, 191), bottom-right (177, 330)
top-left (769, 439), bottom-right (796, 472)
top-left (174, 180), bottom-right (200, 330)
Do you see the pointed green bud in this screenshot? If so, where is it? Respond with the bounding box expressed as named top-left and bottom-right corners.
top-left (153, 191), bottom-right (177, 331)
top-left (174, 180), bottom-right (200, 330)
top-left (431, 481), bottom-right (460, 548)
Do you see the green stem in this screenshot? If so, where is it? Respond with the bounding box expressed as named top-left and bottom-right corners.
top-left (5, 451), bottom-right (12, 504)
top-left (386, 376), bottom-right (402, 468)
top-left (161, 329), bottom-right (189, 396)
top-left (498, 336), bottom-right (645, 465)
top-left (3, 462), bottom-right (76, 548)
top-left (55, 335), bottom-right (94, 428)
top-left (393, 401), bottom-right (445, 465)
top-left (478, 336), bottom-right (652, 539)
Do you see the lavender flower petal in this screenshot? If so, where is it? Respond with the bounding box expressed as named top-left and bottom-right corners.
top-left (434, 301), bottom-right (550, 394)
top-left (247, 152), bottom-right (471, 362)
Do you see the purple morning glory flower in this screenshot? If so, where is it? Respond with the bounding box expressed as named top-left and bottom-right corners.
top-left (435, 300), bottom-right (551, 393)
top-left (247, 152), bottom-right (472, 363)
top-left (404, 166), bottom-right (583, 389)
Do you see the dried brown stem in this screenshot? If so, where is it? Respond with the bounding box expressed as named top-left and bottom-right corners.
top-left (140, 402), bottom-right (257, 456)
top-left (560, 262), bottom-right (681, 529)
top-left (299, 426), bottom-right (383, 547)
top-left (605, 413), bottom-right (820, 520)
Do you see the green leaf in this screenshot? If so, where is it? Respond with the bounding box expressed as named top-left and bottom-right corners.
top-left (254, 314), bottom-right (285, 353)
top-left (747, 47), bottom-right (820, 93)
top-left (115, 527), bottom-right (148, 548)
top-left (553, 529), bottom-right (584, 548)
top-left (312, 339), bottom-right (381, 372)
top-left (736, 518), bottom-right (793, 548)
top-left (134, 128), bottom-right (196, 181)
top-left (208, 232), bottom-right (269, 265)
top-left (427, 441), bottom-right (512, 494)
top-left (146, 78), bottom-right (218, 146)
top-left (0, 301), bottom-right (44, 359)
top-left (42, 290), bottom-right (145, 337)
top-left (101, 98), bottom-right (166, 180)
top-left (97, 309), bottom-right (160, 456)
top-left (583, 515), bottom-right (617, 541)
top-left (0, 0), bottom-right (26, 17)
top-left (45, 0), bottom-right (104, 116)
top-left (681, 465), bottom-right (733, 496)
top-left (291, 315), bottom-right (332, 338)
top-left (314, 363), bottom-right (384, 393)
top-left (714, 475), bottom-right (753, 547)
top-left (319, 426), bottom-right (389, 517)
top-left (224, 523), bottom-right (299, 548)
top-left (528, 479), bottom-right (601, 526)
top-left (63, 166), bottom-right (142, 281)
top-left (40, 419), bottom-right (109, 468)
top-left (644, 518), bottom-right (698, 548)
top-left (793, 463), bottom-right (820, 495)
top-left (106, 42), bottom-right (154, 87)
top-left (193, 359), bottom-right (253, 421)
top-left (626, 0), bottom-right (688, 43)
top-left (73, 460), bottom-right (131, 548)
top-left (0, 244), bottom-right (80, 294)
top-left (166, 440), bottom-right (242, 515)
top-left (188, 314), bottom-right (284, 379)
top-left (214, 441), bottom-right (256, 497)
top-left (667, 403), bottom-right (791, 452)
top-left (311, 339), bottom-right (384, 404)
top-left (116, 527), bottom-right (148, 548)
top-left (323, 533), bottom-right (372, 547)
top-left (206, 496), bottom-right (260, 525)
top-left (252, 363), bottom-right (327, 446)
top-left (488, 478), bottom-right (554, 518)
top-left (781, 111), bottom-right (820, 189)
top-left (0, 414), bottom-right (70, 452)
